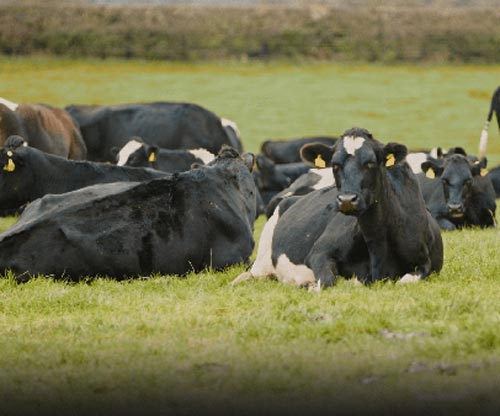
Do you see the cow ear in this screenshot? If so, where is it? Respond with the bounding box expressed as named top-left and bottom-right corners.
top-left (2, 149), bottom-right (17, 172)
top-left (421, 161), bottom-right (443, 179)
top-left (382, 143), bottom-right (407, 168)
top-left (300, 143), bottom-right (333, 168)
top-left (471, 157), bottom-right (488, 177)
top-left (241, 152), bottom-right (255, 172)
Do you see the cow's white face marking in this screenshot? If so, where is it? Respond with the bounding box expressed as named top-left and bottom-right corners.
top-left (310, 168), bottom-right (335, 190)
top-left (189, 148), bottom-right (215, 165)
top-left (343, 136), bottom-right (365, 155)
top-left (250, 206), bottom-right (281, 277)
top-left (117, 139), bottom-right (143, 166)
top-left (0, 97), bottom-right (18, 111)
top-left (275, 254), bottom-right (316, 287)
top-left (398, 273), bottom-right (422, 284)
top-left (406, 152), bottom-right (427, 174)
top-left (221, 117), bottom-right (241, 138)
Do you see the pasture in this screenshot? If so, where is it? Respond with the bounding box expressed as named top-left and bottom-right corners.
top-left (1, 58), bottom-right (500, 414)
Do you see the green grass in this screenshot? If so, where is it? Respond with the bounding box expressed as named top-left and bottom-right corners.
top-left (1, 58), bottom-right (500, 414)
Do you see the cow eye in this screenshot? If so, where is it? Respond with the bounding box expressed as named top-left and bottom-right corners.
top-left (365, 161), bottom-right (376, 169)
top-left (442, 178), bottom-right (449, 186)
top-left (331, 163), bottom-right (340, 172)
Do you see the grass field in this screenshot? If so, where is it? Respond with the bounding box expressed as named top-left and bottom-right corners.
top-left (1, 58), bottom-right (500, 415)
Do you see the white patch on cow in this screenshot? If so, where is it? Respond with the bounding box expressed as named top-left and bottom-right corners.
top-left (189, 148), bottom-right (215, 165)
top-left (0, 97), bottom-right (18, 111)
top-left (406, 152), bottom-right (428, 174)
top-left (221, 117), bottom-right (241, 138)
top-left (430, 147), bottom-right (440, 159)
top-left (275, 254), bottom-right (316, 287)
top-left (343, 136), bottom-right (365, 155)
top-left (310, 168), bottom-right (335, 190)
top-left (249, 206), bottom-right (281, 277)
top-left (116, 139), bottom-right (143, 166)
top-left (398, 273), bottom-right (422, 284)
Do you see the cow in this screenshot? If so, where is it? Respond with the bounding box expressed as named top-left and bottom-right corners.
top-left (65, 102), bottom-right (243, 162)
top-left (252, 153), bottom-right (312, 206)
top-left (113, 137), bottom-right (215, 174)
top-left (0, 146), bottom-right (257, 281)
top-left (487, 164), bottom-right (500, 198)
top-left (0, 136), bottom-right (168, 216)
top-left (232, 127), bottom-right (443, 290)
top-left (260, 136), bottom-right (337, 164)
top-left (478, 85), bottom-right (500, 158)
top-left (418, 154), bottom-right (497, 230)
top-left (406, 147), bottom-right (444, 173)
top-left (0, 98), bottom-right (86, 160)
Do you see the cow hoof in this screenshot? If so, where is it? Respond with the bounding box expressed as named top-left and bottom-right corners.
top-left (231, 271), bottom-right (254, 286)
top-left (307, 280), bottom-right (322, 293)
top-left (398, 273), bottom-right (421, 284)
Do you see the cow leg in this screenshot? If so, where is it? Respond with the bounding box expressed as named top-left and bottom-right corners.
top-left (306, 252), bottom-right (339, 289)
top-left (437, 218), bottom-right (457, 231)
top-left (231, 271), bottom-right (274, 286)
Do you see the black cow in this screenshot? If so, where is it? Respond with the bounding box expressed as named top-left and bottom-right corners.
top-left (419, 154), bottom-right (497, 230)
top-left (0, 136), bottom-right (167, 216)
top-left (260, 136), bottom-right (337, 164)
top-left (0, 98), bottom-right (86, 160)
top-left (487, 164), bottom-right (500, 198)
top-left (113, 137), bottom-right (215, 173)
top-left (65, 102), bottom-right (243, 162)
top-left (233, 127), bottom-right (443, 289)
top-left (478, 85), bottom-right (500, 158)
top-left (253, 153), bottom-right (312, 206)
top-left (0, 147), bottom-right (256, 281)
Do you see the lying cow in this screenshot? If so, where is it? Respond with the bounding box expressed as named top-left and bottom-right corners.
top-left (0, 147), bottom-right (256, 281)
top-left (233, 127), bottom-right (443, 289)
top-left (253, 153), bottom-right (312, 206)
top-left (0, 136), bottom-right (167, 216)
top-left (260, 136), bottom-right (337, 164)
top-left (0, 98), bottom-right (86, 159)
top-left (418, 154), bottom-right (497, 230)
top-left (66, 102), bottom-right (242, 162)
top-left (113, 138), bottom-right (215, 173)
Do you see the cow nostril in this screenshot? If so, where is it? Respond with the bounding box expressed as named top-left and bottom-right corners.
top-left (337, 193), bottom-right (358, 203)
top-left (448, 203), bottom-right (462, 211)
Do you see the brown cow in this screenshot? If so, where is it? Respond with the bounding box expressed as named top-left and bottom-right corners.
top-left (0, 98), bottom-right (86, 159)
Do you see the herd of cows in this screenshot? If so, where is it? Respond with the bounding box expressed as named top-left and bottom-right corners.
top-left (0, 85), bottom-right (499, 288)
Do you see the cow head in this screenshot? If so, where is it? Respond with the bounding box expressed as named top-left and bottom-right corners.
top-left (301, 127), bottom-right (407, 216)
top-left (113, 137), bottom-right (158, 167)
top-left (253, 153), bottom-right (291, 192)
top-left (0, 135), bottom-right (32, 215)
top-left (422, 154), bottom-right (487, 219)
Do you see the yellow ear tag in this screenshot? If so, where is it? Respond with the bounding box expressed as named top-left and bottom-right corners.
top-left (6, 150), bottom-right (13, 157)
top-left (480, 168), bottom-right (488, 177)
top-left (3, 158), bottom-right (15, 172)
top-left (425, 168), bottom-right (435, 179)
top-left (314, 155), bottom-right (326, 168)
top-left (148, 152), bottom-right (156, 162)
top-left (385, 153), bottom-right (395, 168)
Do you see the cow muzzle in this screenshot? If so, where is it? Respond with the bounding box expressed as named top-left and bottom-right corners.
top-left (337, 193), bottom-right (359, 214)
top-left (447, 203), bottom-right (464, 218)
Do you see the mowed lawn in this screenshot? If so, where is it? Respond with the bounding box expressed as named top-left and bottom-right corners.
top-left (1, 58), bottom-right (500, 414)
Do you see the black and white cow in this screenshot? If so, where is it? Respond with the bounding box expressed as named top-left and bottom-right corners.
top-left (418, 154), bottom-right (497, 230)
top-left (0, 147), bottom-right (256, 281)
top-left (253, 153), bottom-right (312, 206)
top-left (65, 102), bottom-right (242, 162)
top-left (114, 138), bottom-right (215, 173)
top-left (0, 98), bottom-right (87, 160)
top-left (233, 127), bottom-right (443, 289)
top-left (0, 136), bottom-right (167, 216)
top-left (260, 136), bottom-right (337, 164)
top-left (478, 85), bottom-right (500, 158)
